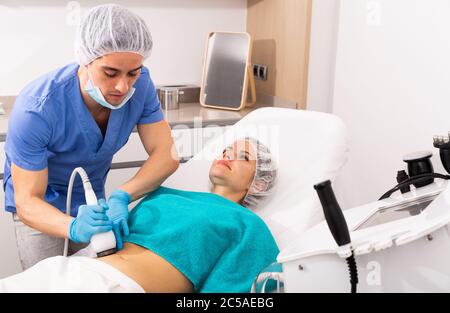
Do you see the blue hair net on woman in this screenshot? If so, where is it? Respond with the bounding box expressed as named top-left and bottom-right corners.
top-left (241, 137), bottom-right (278, 208)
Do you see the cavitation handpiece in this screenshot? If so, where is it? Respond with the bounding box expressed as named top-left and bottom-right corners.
top-left (82, 175), bottom-right (117, 257)
top-left (314, 180), bottom-right (358, 293)
top-left (65, 167), bottom-right (117, 257)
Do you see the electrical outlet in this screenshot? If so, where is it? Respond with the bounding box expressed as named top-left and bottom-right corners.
top-left (252, 64), bottom-right (268, 81)
top-left (253, 64), bottom-right (259, 77)
top-left (259, 65), bottom-right (268, 81)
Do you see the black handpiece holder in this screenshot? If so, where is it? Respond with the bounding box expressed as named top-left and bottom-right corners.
top-left (314, 180), bottom-right (358, 293)
top-left (314, 180), bottom-right (351, 246)
top-left (402, 151), bottom-right (434, 187)
top-left (379, 136), bottom-right (450, 200)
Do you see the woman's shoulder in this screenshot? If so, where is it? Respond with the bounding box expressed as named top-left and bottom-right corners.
top-left (146, 186), bottom-right (208, 200)
top-left (145, 186), bottom-right (230, 205)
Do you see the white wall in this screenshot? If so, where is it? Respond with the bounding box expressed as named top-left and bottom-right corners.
top-left (306, 0), bottom-right (341, 113)
top-left (332, 0), bottom-right (450, 209)
top-left (0, 0), bottom-right (247, 95)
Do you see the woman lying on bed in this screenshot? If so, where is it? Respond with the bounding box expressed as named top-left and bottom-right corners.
top-left (0, 137), bottom-right (278, 293)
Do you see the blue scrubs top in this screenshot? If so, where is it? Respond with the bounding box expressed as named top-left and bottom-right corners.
top-left (3, 63), bottom-right (164, 215)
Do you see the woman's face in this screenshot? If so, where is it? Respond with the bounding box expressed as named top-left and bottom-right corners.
top-left (209, 140), bottom-right (257, 194)
top-left (87, 52), bottom-right (144, 106)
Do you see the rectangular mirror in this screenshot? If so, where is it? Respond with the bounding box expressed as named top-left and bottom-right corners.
top-left (200, 32), bottom-right (255, 111)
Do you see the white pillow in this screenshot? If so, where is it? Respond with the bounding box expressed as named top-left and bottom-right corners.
top-left (163, 107), bottom-right (348, 250)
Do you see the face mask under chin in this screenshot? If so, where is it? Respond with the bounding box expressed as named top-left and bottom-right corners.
top-left (84, 67), bottom-right (136, 110)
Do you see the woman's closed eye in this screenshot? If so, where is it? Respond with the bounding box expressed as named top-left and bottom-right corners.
top-left (222, 148), bottom-right (232, 158)
top-left (240, 152), bottom-right (249, 161)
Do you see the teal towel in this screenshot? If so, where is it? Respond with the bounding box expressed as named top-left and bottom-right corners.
top-left (124, 186), bottom-right (280, 292)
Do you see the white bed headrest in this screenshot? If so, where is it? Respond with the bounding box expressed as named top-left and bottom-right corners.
top-left (164, 107), bottom-right (348, 249)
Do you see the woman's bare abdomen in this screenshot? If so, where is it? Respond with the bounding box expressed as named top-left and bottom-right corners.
top-left (98, 242), bottom-right (193, 293)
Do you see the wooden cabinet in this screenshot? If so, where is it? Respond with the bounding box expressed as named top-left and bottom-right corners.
top-left (247, 0), bottom-right (312, 109)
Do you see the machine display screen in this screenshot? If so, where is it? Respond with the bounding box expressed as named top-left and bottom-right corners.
top-left (356, 195), bottom-right (436, 230)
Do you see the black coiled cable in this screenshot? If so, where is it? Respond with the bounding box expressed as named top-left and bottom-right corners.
top-left (346, 253), bottom-right (358, 293)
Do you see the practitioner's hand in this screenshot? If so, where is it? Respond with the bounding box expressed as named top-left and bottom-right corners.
top-left (69, 199), bottom-right (113, 243)
top-left (107, 189), bottom-right (131, 250)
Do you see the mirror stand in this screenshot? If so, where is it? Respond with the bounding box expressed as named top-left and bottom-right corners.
top-left (200, 32), bottom-right (256, 111)
top-left (246, 65), bottom-right (257, 107)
